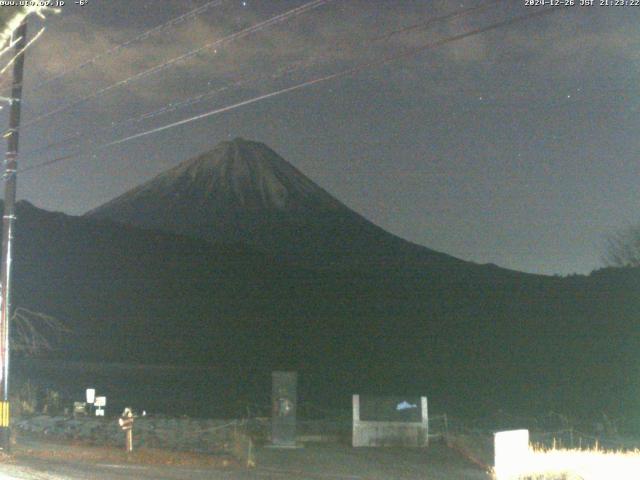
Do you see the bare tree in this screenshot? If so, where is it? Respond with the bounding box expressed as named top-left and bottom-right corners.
top-left (11, 307), bottom-right (70, 355)
top-left (603, 225), bottom-right (640, 268)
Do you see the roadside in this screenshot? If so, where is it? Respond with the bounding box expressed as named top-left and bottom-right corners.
top-left (0, 435), bottom-right (491, 480)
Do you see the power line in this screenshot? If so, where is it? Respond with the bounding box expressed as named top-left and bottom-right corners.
top-left (21, 1), bottom-right (499, 158)
top-left (22, 61), bottom-right (307, 157)
top-left (19, 5), bottom-right (569, 175)
top-left (0, 27), bottom-right (45, 78)
top-left (18, 0), bottom-right (333, 131)
top-left (3, 0), bottom-right (229, 95)
top-left (370, 0), bottom-right (502, 43)
top-left (97, 7), bottom-right (574, 150)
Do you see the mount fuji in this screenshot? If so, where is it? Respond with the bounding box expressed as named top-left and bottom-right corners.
top-left (87, 138), bottom-right (468, 269)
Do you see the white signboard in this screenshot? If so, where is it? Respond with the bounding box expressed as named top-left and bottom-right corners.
top-left (95, 407), bottom-right (105, 417)
top-left (352, 395), bottom-right (429, 447)
top-left (86, 388), bottom-right (96, 404)
top-left (94, 396), bottom-right (106, 407)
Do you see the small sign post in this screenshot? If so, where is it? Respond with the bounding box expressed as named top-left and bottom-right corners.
top-left (118, 407), bottom-right (134, 453)
top-left (85, 388), bottom-right (95, 415)
top-left (94, 396), bottom-right (106, 417)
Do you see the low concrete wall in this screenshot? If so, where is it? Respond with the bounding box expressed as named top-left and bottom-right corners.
top-left (15, 415), bottom-right (243, 453)
top-left (352, 395), bottom-right (428, 447)
top-left (354, 421), bottom-right (428, 447)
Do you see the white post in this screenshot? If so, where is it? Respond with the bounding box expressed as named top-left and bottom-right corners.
top-left (494, 429), bottom-right (530, 480)
top-left (352, 395), bottom-right (360, 447)
top-left (421, 396), bottom-right (428, 446)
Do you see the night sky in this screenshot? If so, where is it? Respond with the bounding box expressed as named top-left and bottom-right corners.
top-left (3, 0), bottom-right (639, 275)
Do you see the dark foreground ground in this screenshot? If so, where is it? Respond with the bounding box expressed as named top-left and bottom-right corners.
top-left (0, 439), bottom-right (490, 479)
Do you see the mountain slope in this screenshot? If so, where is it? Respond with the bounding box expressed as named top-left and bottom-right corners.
top-left (90, 137), bottom-right (344, 216)
top-left (86, 138), bottom-right (466, 268)
top-left (20, 138), bottom-right (639, 419)
top-left (6, 200), bottom-right (640, 419)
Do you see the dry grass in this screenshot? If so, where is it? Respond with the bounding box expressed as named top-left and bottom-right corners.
top-left (494, 445), bottom-right (640, 480)
top-left (16, 444), bottom-right (237, 468)
top-left (7, 434), bottom-right (238, 469)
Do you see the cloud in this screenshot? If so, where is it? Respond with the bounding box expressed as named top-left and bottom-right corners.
top-left (17, 0), bottom-right (640, 142)
top-left (24, 1), bottom-right (477, 103)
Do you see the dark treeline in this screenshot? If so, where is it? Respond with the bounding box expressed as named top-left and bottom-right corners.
top-left (5, 200), bottom-right (639, 426)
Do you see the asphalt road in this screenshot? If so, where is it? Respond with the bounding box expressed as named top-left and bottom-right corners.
top-left (0, 443), bottom-right (491, 479)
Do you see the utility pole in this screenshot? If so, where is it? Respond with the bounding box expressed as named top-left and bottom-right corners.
top-left (0, 19), bottom-right (28, 451)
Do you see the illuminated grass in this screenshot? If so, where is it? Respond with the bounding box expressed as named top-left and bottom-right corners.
top-left (494, 445), bottom-right (640, 480)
